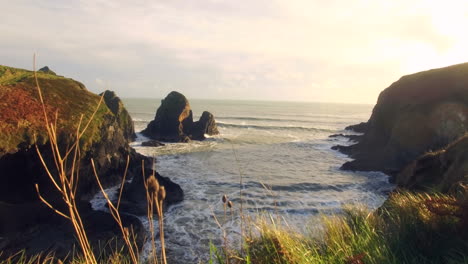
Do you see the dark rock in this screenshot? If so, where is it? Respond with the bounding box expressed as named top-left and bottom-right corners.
top-left (141, 91), bottom-right (193, 142)
top-left (119, 155), bottom-right (184, 215)
top-left (334, 63), bottom-right (468, 175)
top-left (142, 91), bottom-right (219, 142)
top-left (192, 111), bottom-right (219, 140)
top-left (345, 122), bottom-right (368, 133)
top-left (38, 66), bottom-right (56, 75)
top-left (0, 200), bottom-right (144, 261)
top-left (142, 140), bottom-right (165, 147)
top-left (329, 133), bottom-right (363, 142)
top-left (397, 134), bottom-right (468, 192)
top-left (100, 90), bottom-right (136, 141)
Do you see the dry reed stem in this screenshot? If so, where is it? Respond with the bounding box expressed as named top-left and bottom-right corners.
top-left (143, 159), bottom-right (167, 264)
top-left (91, 159), bottom-right (139, 264)
top-left (144, 170), bottom-right (159, 264)
top-left (33, 54), bottom-right (98, 264)
top-left (231, 145), bottom-right (244, 255)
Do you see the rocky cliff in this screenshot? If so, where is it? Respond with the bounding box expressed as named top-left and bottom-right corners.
top-left (397, 134), bottom-right (468, 192)
top-left (0, 65), bottom-right (183, 258)
top-left (142, 91), bottom-right (219, 142)
top-left (334, 63), bottom-right (468, 177)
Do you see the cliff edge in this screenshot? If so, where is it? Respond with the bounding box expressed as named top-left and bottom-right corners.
top-left (334, 63), bottom-right (468, 177)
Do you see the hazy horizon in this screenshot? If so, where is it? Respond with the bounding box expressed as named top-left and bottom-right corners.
top-left (2, 0), bottom-right (468, 104)
top-left (121, 95), bottom-right (375, 105)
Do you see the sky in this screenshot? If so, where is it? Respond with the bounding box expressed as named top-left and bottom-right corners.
top-left (1, 0), bottom-right (468, 104)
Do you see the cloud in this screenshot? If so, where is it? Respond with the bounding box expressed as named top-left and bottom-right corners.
top-left (1, 0), bottom-right (468, 103)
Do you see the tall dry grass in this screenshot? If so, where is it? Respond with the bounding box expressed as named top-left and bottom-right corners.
top-left (29, 55), bottom-right (167, 264)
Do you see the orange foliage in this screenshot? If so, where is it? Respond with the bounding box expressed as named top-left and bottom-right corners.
top-left (424, 194), bottom-right (468, 234)
top-left (0, 85), bottom-right (56, 133)
top-left (346, 252), bottom-right (366, 264)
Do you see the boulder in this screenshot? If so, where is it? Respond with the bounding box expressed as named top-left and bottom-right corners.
top-left (119, 162), bottom-right (184, 215)
top-left (142, 140), bottom-right (165, 147)
top-left (142, 91), bottom-right (219, 142)
top-left (334, 63), bottom-right (468, 177)
top-left (192, 111), bottom-right (219, 140)
top-left (38, 66), bottom-right (56, 75)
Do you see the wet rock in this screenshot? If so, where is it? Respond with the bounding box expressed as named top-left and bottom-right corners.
top-left (142, 140), bottom-right (165, 147)
top-left (192, 111), bottom-right (219, 140)
top-left (345, 122), bottom-right (368, 133)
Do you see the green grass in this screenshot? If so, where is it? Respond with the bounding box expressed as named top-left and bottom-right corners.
top-left (211, 190), bottom-right (468, 264)
top-left (0, 65), bottom-right (112, 156)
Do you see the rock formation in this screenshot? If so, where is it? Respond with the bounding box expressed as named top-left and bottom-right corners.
top-left (0, 65), bottom-right (183, 258)
top-left (334, 63), bottom-right (468, 177)
top-left (38, 66), bottom-right (56, 75)
top-left (141, 91), bottom-right (219, 142)
top-left (142, 140), bottom-right (165, 147)
top-left (397, 134), bottom-right (468, 192)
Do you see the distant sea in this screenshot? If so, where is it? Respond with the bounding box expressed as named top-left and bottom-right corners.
top-left (95, 98), bottom-right (394, 263)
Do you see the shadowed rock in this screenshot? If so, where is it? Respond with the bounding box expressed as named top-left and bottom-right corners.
top-left (142, 91), bottom-right (219, 142)
top-left (38, 66), bottom-right (56, 75)
top-left (397, 134), bottom-right (468, 192)
top-left (333, 62), bottom-right (468, 178)
top-left (142, 140), bottom-right (165, 147)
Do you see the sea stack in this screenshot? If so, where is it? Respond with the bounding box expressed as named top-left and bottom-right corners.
top-left (141, 91), bottom-right (219, 142)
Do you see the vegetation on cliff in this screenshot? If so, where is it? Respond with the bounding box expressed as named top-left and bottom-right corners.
top-left (0, 65), bottom-right (112, 156)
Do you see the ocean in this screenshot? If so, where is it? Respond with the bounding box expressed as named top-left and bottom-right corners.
top-left (94, 98), bottom-right (394, 263)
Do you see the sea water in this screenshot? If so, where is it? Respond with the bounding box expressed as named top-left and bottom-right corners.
top-left (93, 98), bottom-right (394, 263)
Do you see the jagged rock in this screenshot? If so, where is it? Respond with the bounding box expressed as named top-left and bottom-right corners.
top-left (142, 91), bottom-right (219, 142)
top-left (192, 111), bottom-right (219, 140)
top-left (100, 90), bottom-right (136, 141)
top-left (397, 134), bottom-right (468, 192)
top-left (142, 140), bottom-right (165, 147)
top-left (345, 122), bottom-right (367, 133)
top-left (141, 91), bottom-right (193, 142)
top-left (119, 160), bottom-right (184, 215)
top-left (334, 63), bottom-right (468, 177)
top-left (329, 133), bottom-right (363, 142)
top-left (38, 66), bottom-right (56, 75)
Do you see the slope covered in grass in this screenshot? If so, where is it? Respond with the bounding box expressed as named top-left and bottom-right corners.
top-left (215, 190), bottom-right (468, 264)
top-left (0, 65), bottom-right (109, 156)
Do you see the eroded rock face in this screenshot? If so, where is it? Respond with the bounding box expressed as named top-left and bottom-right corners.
top-left (142, 91), bottom-right (219, 142)
top-left (100, 90), bottom-right (136, 141)
top-left (334, 63), bottom-right (468, 176)
top-left (397, 135), bottom-right (468, 192)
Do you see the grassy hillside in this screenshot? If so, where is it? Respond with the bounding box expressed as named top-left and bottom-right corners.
top-left (0, 65), bottom-right (110, 156)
